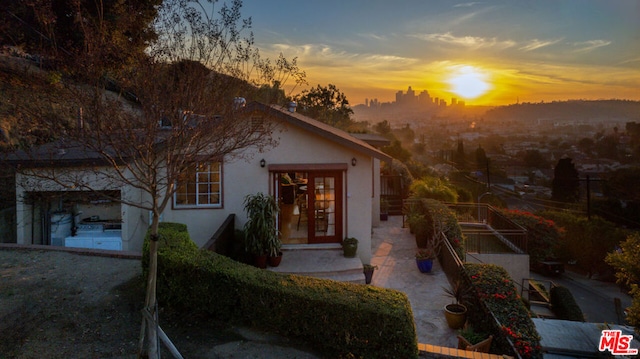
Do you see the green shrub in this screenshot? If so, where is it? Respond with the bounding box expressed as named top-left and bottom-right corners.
top-left (421, 199), bottom-right (465, 259)
top-left (465, 263), bottom-right (542, 358)
top-left (143, 223), bottom-right (418, 358)
top-left (550, 286), bottom-right (584, 321)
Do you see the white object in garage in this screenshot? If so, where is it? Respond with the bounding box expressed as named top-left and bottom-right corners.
top-left (65, 223), bottom-right (122, 250)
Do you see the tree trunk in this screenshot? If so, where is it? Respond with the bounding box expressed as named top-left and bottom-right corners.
top-left (139, 217), bottom-right (160, 358)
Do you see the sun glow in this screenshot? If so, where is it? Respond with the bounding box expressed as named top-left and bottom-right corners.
top-left (446, 65), bottom-right (491, 99)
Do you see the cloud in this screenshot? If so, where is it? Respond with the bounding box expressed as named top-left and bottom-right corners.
top-left (268, 43), bottom-right (417, 71)
top-left (454, 2), bottom-right (483, 8)
top-left (357, 33), bottom-right (388, 41)
top-left (571, 40), bottom-right (611, 53)
top-left (519, 38), bottom-right (563, 52)
top-left (410, 32), bottom-right (515, 50)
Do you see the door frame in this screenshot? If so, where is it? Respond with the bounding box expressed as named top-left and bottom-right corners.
top-left (269, 164), bottom-right (348, 245)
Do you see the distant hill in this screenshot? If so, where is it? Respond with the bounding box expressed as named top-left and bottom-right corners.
top-left (484, 100), bottom-right (640, 123)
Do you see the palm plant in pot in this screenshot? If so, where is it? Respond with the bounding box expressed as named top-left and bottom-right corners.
top-left (243, 193), bottom-right (281, 268)
top-left (443, 278), bottom-right (468, 329)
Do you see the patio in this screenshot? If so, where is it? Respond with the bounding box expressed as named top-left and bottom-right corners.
top-left (370, 215), bottom-right (459, 348)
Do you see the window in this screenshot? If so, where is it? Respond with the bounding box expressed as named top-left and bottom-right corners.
top-left (174, 162), bottom-right (222, 208)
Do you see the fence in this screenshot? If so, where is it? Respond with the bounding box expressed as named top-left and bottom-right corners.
top-left (448, 203), bottom-right (528, 253)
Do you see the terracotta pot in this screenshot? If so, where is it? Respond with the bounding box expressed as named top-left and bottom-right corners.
top-left (254, 255), bottom-right (268, 269)
top-left (268, 252), bottom-right (283, 267)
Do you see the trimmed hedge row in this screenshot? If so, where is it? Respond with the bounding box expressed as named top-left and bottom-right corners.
top-left (464, 263), bottom-right (542, 359)
top-left (550, 285), bottom-right (584, 322)
top-left (143, 223), bottom-right (418, 358)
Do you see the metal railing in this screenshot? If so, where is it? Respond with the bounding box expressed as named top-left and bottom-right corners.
top-left (448, 203), bottom-right (528, 253)
top-left (440, 229), bottom-right (525, 359)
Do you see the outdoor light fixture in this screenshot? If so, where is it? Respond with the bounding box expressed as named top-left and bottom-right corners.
top-left (260, 159), bottom-right (266, 168)
top-left (351, 157), bottom-right (357, 167)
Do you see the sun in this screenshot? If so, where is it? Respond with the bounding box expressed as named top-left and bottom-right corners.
top-left (447, 66), bottom-right (491, 99)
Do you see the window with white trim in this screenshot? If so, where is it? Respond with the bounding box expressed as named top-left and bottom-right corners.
top-left (174, 162), bottom-right (222, 208)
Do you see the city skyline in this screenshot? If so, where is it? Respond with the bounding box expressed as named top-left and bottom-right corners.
top-left (240, 0), bottom-right (640, 106)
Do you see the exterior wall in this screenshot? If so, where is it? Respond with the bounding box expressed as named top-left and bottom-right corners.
top-left (15, 168), bottom-right (145, 252)
top-left (162, 121), bottom-right (376, 263)
top-left (466, 253), bottom-right (530, 291)
top-left (14, 120), bottom-right (381, 262)
top-left (371, 158), bottom-right (381, 228)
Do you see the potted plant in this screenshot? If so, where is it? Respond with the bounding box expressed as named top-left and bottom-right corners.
top-left (342, 237), bottom-right (358, 257)
top-left (363, 264), bottom-right (377, 284)
top-left (243, 193), bottom-right (281, 268)
top-left (457, 326), bottom-right (493, 352)
top-left (443, 279), bottom-right (468, 329)
top-left (415, 248), bottom-right (436, 273)
top-left (380, 198), bottom-right (389, 221)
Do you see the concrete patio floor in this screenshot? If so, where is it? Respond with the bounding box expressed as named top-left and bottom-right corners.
top-left (371, 215), bottom-right (459, 348)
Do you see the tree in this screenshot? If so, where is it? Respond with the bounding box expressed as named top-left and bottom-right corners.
top-left (521, 149), bottom-right (549, 169)
top-left (373, 120), bottom-right (392, 137)
top-left (475, 145), bottom-right (487, 168)
top-left (409, 177), bottom-right (458, 203)
top-left (295, 83), bottom-right (354, 130)
top-left (1, 0), bottom-right (161, 71)
top-left (453, 139), bottom-right (466, 169)
top-left (8, 1), bottom-right (304, 357)
top-left (606, 232), bottom-right (640, 328)
top-left (382, 139), bottom-right (411, 163)
top-left (551, 158), bottom-right (580, 203)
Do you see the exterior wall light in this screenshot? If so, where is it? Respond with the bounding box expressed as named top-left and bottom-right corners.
top-left (260, 159), bottom-right (266, 168)
top-left (351, 157), bottom-right (357, 167)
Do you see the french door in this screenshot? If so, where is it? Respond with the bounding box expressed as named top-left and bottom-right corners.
top-left (274, 169), bottom-right (343, 245)
top-left (306, 171), bottom-right (343, 244)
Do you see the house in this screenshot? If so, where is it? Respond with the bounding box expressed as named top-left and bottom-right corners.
top-left (11, 101), bottom-right (392, 264)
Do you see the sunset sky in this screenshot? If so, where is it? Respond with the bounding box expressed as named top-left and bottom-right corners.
top-left (241, 0), bottom-right (640, 106)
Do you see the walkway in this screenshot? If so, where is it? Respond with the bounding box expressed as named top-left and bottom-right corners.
top-left (370, 215), bottom-right (459, 348)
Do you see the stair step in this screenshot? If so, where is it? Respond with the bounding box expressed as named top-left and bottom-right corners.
top-left (268, 249), bottom-right (364, 283)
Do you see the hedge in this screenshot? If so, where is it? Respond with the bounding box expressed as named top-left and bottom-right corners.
top-left (143, 223), bottom-right (418, 358)
top-left (464, 263), bottom-right (542, 359)
top-left (550, 285), bottom-right (584, 322)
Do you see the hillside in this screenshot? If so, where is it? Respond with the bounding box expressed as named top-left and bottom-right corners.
top-left (0, 53), bottom-right (79, 149)
top-left (484, 100), bottom-right (640, 123)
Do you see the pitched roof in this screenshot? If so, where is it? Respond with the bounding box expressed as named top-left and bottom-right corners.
top-left (246, 102), bottom-right (392, 162)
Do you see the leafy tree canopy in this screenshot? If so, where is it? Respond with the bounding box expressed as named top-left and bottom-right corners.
top-left (606, 232), bottom-right (640, 329)
top-left (1, 0), bottom-right (161, 71)
top-left (295, 83), bottom-right (354, 130)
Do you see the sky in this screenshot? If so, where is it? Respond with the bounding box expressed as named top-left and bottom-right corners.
top-left (239, 0), bottom-right (640, 106)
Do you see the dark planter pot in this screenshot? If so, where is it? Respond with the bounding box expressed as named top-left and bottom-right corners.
top-left (444, 303), bottom-right (467, 329)
top-left (364, 269), bottom-right (374, 284)
top-left (343, 243), bottom-right (358, 258)
top-left (416, 258), bottom-right (433, 273)
top-left (380, 213), bottom-right (388, 221)
top-left (254, 255), bottom-right (268, 269)
top-left (268, 252), bottom-right (283, 267)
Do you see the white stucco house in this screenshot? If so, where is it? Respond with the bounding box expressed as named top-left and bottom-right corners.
top-left (11, 101), bottom-right (391, 264)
